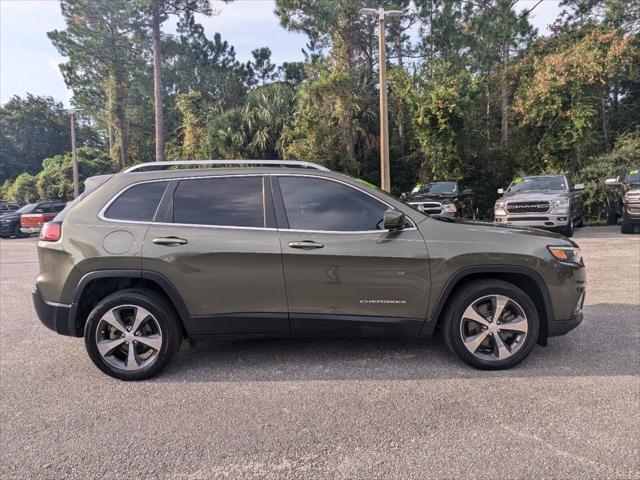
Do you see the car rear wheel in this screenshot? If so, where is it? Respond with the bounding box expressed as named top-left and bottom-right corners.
top-left (621, 212), bottom-right (635, 234)
top-left (84, 289), bottom-right (182, 381)
top-left (12, 224), bottom-right (26, 238)
top-left (442, 280), bottom-right (539, 370)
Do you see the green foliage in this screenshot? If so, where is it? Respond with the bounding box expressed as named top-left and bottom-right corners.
top-left (35, 148), bottom-right (112, 201)
top-left (249, 47), bottom-right (277, 85)
top-left (5, 173), bottom-right (38, 203)
top-left (514, 29), bottom-right (639, 172)
top-left (579, 128), bottom-right (640, 218)
top-left (2, 0), bottom-right (638, 223)
top-left (0, 95), bottom-right (71, 182)
top-left (203, 83), bottom-right (297, 160)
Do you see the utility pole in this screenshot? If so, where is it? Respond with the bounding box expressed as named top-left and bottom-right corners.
top-left (361, 7), bottom-right (403, 192)
top-left (70, 110), bottom-right (79, 198)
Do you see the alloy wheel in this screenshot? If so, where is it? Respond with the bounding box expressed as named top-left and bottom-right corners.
top-left (95, 305), bottom-right (163, 371)
top-left (459, 294), bottom-right (529, 362)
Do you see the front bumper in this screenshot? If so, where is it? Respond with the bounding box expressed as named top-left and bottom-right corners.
top-left (494, 213), bottom-right (569, 229)
top-left (548, 311), bottom-right (583, 337)
top-left (32, 285), bottom-right (76, 336)
top-left (624, 202), bottom-right (640, 221)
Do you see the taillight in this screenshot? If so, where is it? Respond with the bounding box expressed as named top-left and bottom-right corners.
top-left (40, 222), bottom-right (61, 241)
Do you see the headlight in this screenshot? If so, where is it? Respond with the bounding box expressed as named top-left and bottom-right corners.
top-left (494, 201), bottom-right (506, 215)
top-left (442, 203), bottom-right (457, 214)
top-left (551, 197), bottom-right (570, 214)
top-left (548, 246), bottom-right (582, 264)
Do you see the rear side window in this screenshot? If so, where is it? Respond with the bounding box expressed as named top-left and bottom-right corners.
top-left (104, 181), bottom-right (169, 221)
top-left (172, 176), bottom-right (264, 228)
top-left (278, 176), bottom-right (388, 232)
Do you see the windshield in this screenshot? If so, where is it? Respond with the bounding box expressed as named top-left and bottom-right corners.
top-left (626, 167), bottom-right (640, 184)
top-left (15, 203), bottom-right (37, 214)
top-left (508, 176), bottom-right (566, 193)
top-left (412, 181), bottom-right (457, 195)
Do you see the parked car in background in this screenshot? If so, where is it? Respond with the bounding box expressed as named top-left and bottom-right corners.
top-left (604, 165), bottom-right (640, 234)
top-left (18, 202), bottom-right (66, 235)
top-left (33, 160), bottom-right (585, 381)
top-left (494, 175), bottom-right (584, 237)
top-left (403, 179), bottom-right (476, 219)
top-left (0, 202), bottom-right (21, 215)
top-left (1, 204), bottom-right (35, 238)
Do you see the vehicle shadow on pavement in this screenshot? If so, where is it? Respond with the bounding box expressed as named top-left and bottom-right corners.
top-left (156, 303), bottom-right (639, 382)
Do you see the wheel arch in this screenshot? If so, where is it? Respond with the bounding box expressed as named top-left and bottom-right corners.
top-left (425, 265), bottom-right (552, 345)
top-left (69, 269), bottom-right (198, 337)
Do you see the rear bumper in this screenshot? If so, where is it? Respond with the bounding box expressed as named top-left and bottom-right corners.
top-left (20, 227), bottom-right (41, 234)
top-left (32, 285), bottom-right (76, 336)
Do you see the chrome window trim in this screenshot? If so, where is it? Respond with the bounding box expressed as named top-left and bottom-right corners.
top-left (99, 179), bottom-right (171, 225)
top-left (98, 172), bottom-right (417, 234)
top-left (275, 173), bottom-right (417, 232)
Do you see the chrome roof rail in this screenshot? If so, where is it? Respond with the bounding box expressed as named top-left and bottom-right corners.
top-left (124, 160), bottom-right (330, 173)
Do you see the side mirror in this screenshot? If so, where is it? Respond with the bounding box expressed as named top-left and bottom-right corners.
top-left (383, 209), bottom-right (406, 231)
top-left (400, 192), bottom-right (408, 200)
top-left (605, 178), bottom-right (621, 187)
top-left (462, 188), bottom-right (473, 196)
top-left (497, 188), bottom-right (504, 194)
top-left (573, 183), bottom-right (585, 191)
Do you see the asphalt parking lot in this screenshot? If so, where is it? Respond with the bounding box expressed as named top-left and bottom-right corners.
top-left (1, 226), bottom-right (638, 479)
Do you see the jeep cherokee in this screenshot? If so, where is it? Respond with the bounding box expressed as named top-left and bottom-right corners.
top-left (32, 160), bottom-right (586, 380)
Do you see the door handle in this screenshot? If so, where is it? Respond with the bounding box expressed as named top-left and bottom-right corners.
top-left (153, 236), bottom-right (188, 246)
top-left (288, 240), bottom-right (324, 250)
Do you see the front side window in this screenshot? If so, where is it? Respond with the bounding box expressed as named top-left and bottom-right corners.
top-left (278, 176), bottom-right (388, 232)
top-left (172, 176), bottom-right (264, 228)
top-left (104, 181), bottom-right (169, 221)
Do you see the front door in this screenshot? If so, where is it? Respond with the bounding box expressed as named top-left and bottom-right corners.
top-left (273, 175), bottom-right (430, 335)
top-left (143, 175), bottom-right (288, 335)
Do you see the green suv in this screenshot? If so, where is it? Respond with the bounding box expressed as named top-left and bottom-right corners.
top-left (32, 161), bottom-right (586, 380)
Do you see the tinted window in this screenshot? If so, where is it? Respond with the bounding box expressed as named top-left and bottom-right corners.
top-left (105, 181), bottom-right (168, 221)
top-left (173, 176), bottom-right (264, 227)
top-left (279, 176), bottom-right (387, 231)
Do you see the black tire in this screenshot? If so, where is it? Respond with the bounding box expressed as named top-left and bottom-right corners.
top-left (561, 216), bottom-right (574, 237)
top-left (84, 288), bottom-right (183, 381)
top-left (442, 279), bottom-right (540, 370)
top-left (12, 224), bottom-right (26, 238)
top-left (605, 202), bottom-right (618, 225)
top-left (621, 212), bottom-right (635, 234)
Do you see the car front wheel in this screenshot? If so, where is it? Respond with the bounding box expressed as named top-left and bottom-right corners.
top-left (84, 289), bottom-right (182, 381)
top-left (621, 212), bottom-right (635, 234)
top-left (442, 280), bottom-right (540, 370)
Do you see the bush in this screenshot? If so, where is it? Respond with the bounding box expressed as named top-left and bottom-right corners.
top-left (578, 128), bottom-right (640, 219)
top-left (36, 147), bottom-right (112, 201)
top-left (6, 173), bottom-right (38, 203)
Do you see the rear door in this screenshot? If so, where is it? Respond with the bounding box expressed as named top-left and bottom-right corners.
top-left (273, 175), bottom-right (430, 335)
top-left (142, 175), bottom-right (288, 335)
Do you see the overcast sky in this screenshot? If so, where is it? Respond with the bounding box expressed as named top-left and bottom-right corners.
top-left (0, 0), bottom-right (563, 107)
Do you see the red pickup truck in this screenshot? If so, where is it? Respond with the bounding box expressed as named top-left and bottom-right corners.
top-left (19, 202), bottom-right (66, 234)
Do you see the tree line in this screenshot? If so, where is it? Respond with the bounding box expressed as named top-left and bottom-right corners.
top-left (1, 0), bottom-right (638, 218)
